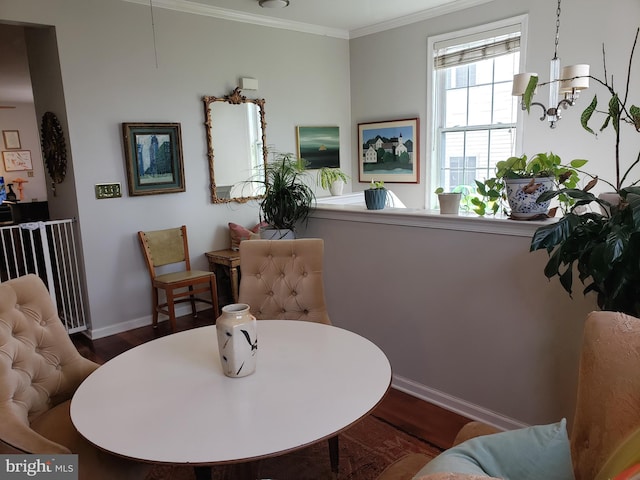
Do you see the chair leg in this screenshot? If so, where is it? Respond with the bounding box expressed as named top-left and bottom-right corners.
top-left (166, 290), bottom-right (177, 332)
top-left (152, 287), bottom-right (159, 328)
top-left (329, 435), bottom-right (339, 473)
top-left (188, 285), bottom-right (197, 317)
top-left (210, 275), bottom-right (219, 316)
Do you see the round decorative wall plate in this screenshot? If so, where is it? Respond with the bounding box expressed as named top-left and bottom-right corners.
top-left (41, 111), bottom-right (67, 184)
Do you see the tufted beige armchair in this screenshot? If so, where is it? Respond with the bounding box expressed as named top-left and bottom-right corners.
top-left (0, 274), bottom-right (150, 480)
top-left (238, 238), bottom-right (331, 324)
top-left (238, 238), bottom-right (336, 470)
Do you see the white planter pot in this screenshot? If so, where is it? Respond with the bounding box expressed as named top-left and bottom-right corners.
top-left (598, 192), bottom-right (621, 216)
top-left (260, 228), bottom-right (295, 240)
top-left (505, 177), bottom-right (554, 219)
top-left (329, 180), bottom-right (345, 196)
top-left (437, 193), bottom-right (462, 214)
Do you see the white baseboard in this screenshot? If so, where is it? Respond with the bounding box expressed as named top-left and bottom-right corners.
top-left (392, 374), bottom-right (529, 431)
top-left (87, 304), bottom-right (204, 339)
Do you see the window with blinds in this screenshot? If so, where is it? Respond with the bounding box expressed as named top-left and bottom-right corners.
top-left (430, 21), bottom-right (523, 209)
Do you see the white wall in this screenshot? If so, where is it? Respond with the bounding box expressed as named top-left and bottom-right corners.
top-left (1, 0), bottom-right (351, 337)
top-left (350, 0), bottom-right (640, 208)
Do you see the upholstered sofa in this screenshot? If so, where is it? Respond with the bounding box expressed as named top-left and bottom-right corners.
top-left (0, 274), bottom-right (150, 480)
top-left (378, 311), bottom-right (640, 480)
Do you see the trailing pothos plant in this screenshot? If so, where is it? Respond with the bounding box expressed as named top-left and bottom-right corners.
top-left (530, 28), bottom-right (640, 317)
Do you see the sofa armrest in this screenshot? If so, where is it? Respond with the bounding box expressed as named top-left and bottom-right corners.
top-left (453, 421), bottom-right (502, 446)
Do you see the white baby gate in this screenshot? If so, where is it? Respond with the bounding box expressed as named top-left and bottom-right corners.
top-left (0, 219), bottom-right (87, 333)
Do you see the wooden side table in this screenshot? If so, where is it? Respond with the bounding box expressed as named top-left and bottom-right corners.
top-left (205, 249), bottom-right (241, 306)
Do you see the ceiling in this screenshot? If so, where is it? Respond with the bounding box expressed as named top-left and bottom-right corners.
top-left (138, 0), bottom-right (494, 38)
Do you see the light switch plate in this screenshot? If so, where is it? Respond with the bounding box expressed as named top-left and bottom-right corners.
top-left (95, 183), bottom-right (122, 199)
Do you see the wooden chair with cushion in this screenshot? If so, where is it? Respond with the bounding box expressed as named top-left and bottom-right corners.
top-left (377, 311), bottom-right (640, 480)
top-left (0, 274), bottom-right (150, 480)
top-left (238, 238), bottom-right (336, 471)
top-left (138, 225), bottom-right (219, 332)
top-left (238, 238), bottom-right (330, 324)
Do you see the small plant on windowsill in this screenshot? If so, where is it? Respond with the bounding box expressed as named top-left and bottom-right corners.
top-left (364, 180), bottom-right (387, 210)
top-left (434, 187), bottom-right (465, 214)
top-left (318, 167), bottom-right (350, 196)
top-left (471, 152), bottom-right (587, 219)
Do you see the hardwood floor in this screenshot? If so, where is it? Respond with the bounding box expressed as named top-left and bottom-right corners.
top-left (71, 309), bottom-right (472, 451)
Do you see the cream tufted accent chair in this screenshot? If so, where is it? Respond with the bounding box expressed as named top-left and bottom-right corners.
top-left (238, 238), bottom-right (331, 324)
top-left (238, 238), bottom-right (336, 471)
top-left (0, 274), bottom-right (150, 480)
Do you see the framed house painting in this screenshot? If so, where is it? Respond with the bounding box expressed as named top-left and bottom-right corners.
top-left (122, 123), bottom-right (185, 196)
top-left (358, 118), bottom-right (419, 184)
top-left (296, 126), bottom-right (340, 169)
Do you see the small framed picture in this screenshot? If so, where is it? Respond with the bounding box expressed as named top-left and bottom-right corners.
top-left (358, 118), bottom-right (420, 184)
top-left (296, 126), bottom-right (340, 169)
top-left (2, 130), bottom-right (21, 149)
top-left (122, 123), bottom-right (185, 196)
top-left (2, 150), bottom-right (33, 171)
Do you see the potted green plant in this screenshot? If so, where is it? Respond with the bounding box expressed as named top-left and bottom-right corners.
top-left (318, 167), bottom-right (350, 196)
top-left (530, 28), bottom-right (640, 317)
top-left (364, 180), bottom-right (387, 210)
top-left (434, 187), bottom-right (463, 215)
top-left (255, 152), bottom-right (315, 239)
top-left (472, 152), bottom-right (587, 218)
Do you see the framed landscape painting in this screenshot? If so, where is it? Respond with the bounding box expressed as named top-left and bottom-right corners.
top-left (296, 126), bottom-right (340, 169)
top-left (122, 123), bottom-right (185, 196)
top-left (358, 118), bottom-right (419, 184)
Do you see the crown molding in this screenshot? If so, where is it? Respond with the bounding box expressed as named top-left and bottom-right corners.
top-left (122, 0), bottom-right (497, 40)
top-left (349, 0), bottom-right (497, 39)
top-left (121, 0), bottom-right (350, 39)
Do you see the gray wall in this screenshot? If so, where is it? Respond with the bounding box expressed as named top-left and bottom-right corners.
top-left (1, 0), bottom-right (639, 426)
top-left (1, 0), bottom-right (351, 337)
top-left (350, 0), bottom-right (640, 207)
top-left (303, 211), bottom-right (595, 427)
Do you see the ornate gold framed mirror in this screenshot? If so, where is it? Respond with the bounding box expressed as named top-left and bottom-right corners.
top-left (203, 87), bottom-right (268, 203)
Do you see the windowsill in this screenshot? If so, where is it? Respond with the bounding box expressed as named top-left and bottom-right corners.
top-left (311, 203), bottom-right (555, 238)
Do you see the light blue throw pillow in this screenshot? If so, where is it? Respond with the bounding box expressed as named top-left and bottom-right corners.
top-left (413, 419), bottom-right (574, 480)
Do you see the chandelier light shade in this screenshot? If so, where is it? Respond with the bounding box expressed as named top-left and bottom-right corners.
top-left (512, 0), bottom-right (589, 128)
top-left (259, 0), bottom-right (290, 7)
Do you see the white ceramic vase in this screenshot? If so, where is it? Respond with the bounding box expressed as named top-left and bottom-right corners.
top-left (216, 303), bottom-right (258, 378)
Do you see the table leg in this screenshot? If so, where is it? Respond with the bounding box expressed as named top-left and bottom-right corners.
top-left (230, 266), bottom-right (239, 303)
top-left (194, 466), bottom-right (211, 480)
top-left (329, 435), bottom-right (339, 473)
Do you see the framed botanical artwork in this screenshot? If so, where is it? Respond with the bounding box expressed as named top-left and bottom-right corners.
top-left (2, 150), bottom-right (32, 171)
top-left (296, 126), bottom-right (340, 169)
top-left (122, 123), bottom-right (185, 196)
top-left (2, 130), bottom-right (21, 149)
top-left (358, 118), bottom-right (419, 184)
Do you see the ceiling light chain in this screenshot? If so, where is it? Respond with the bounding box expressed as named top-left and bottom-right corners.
top-left (511, 0), bottom-right (590, 128)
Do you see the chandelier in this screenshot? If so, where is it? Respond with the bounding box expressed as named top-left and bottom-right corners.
top-left (511, 0), bottom-right (589, 128)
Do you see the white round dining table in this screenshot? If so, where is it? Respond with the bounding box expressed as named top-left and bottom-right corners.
top-left (70, 320), bottom-right (391, 468)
